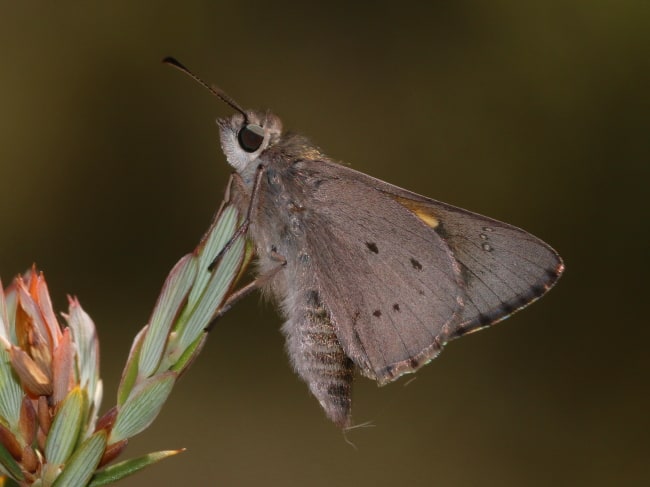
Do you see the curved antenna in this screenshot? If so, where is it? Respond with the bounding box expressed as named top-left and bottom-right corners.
top-left (162, 56), bottom-right (248, 122)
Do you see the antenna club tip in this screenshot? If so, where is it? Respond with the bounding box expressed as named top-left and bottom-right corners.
top-left (162, 56), bottom-right (183, 68)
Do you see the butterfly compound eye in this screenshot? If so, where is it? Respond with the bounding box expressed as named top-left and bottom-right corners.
top-left (238, 124), bottom-right (265, 152)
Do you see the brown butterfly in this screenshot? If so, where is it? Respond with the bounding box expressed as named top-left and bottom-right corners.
top-left (165, 57), bottom-right (564, 427)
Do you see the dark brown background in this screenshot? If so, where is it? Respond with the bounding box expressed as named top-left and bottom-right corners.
top-left (1, 2), bottom-right (648, 486)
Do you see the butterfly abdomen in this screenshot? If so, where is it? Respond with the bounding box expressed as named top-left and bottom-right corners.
top-left (282, 289), bottom-right (354, 427)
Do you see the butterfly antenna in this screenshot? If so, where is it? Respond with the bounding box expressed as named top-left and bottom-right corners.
top-left (162, 56), bottom-right (249, 122)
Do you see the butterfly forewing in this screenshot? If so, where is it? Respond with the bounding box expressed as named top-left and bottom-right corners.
top-left (301, 160), bottom-right (563, 383)
top-left (300, 173), bottom-right (463, 383)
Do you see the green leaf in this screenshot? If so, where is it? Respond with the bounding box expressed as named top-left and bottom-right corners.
top-left (88, 449), bottom-right (184, 487)
top-left (0, 347), bottom-right (22, 428)
top-left (3, 284), bottom-right (17, 344)
top-left (187, 205), bottom-right (239, 310)
top-left (51, 430), bottom-right (107, 487)
top-left (110, 372), bottom-right (176, 443)
top-left (1, 475), bottom-right (22, 487)
top-left (0, 279), bottom-right (10, 344)
top-left (66, 299), bottom-right (100, 410)
top-left (0, 441), bottom-right (24, 481)
top-left (139, 255), bottom-right (197, 378)
top-left (116, 326), bottom-right (147, 407)
top-left (45, 387), bottom-right (85, 465)
top-left (170, 332), bottom-right (207, 375)
top-left (177, 234), bottom-right (245, 351)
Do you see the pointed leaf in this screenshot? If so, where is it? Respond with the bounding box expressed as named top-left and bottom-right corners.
top-left (21, 444), bottom-right (38, 474)
top-left (37, 396), bottom-right (52, 436)
top-left (52, 328), bottom-right (74, 406)
top-left (45, 387), bottom-right (85, 465)
top-left (15, 279), bottom-right (52, 367)
top-left (95, 406), bottom-right (117, 434)
top-left (0, 347), bottom-right (22, 427)
top-left (0, 423), bottom-right (22, 460)
top-left (97, 438), bottom-right (127, 468)
top-left (235, 239), bottom-right (255, 284)
top-left (116, 326), bottom-right (147, 407)
top-left (9, 347), bottom-right (52, 396)
top-left (188, 204), bottom-right (239, 309)
top-left (65, 297), bottom-right (100, 405)
top-left (85, 379), bottom-right (103, 441)
top-left (51, 430), bottom-right (107, 487)
top-left (19, 396), bottom-right (37, 446)
top-left (0, 279), bottom-right (10, 344)
top-left (3, 281), bottom-right (17, 344)
top-left (0, 441), bottom-right (24, 481)
top-left (110, 372), bottom-right (176, 443)
top-left (88, 449), bottom-right (184, 487)
top-left (177, 234), bottom-right (245, 351)
top-left (34, 272), bottom-right (62, 348)
top-left (2, 476), bottom-right (23, 487)
top-left (139, 255), bottom-right (197, 378)
top-left (170, 333), bottom-right (207, 376)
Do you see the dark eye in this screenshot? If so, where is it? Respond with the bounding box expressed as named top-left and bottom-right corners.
top-left (238, 124), bottom-right (265, 152)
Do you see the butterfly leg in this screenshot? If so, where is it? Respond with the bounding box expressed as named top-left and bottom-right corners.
top-left (208, 164), bottom-right (266, 272)
top-left (204, 249), bottom-right (286, 332)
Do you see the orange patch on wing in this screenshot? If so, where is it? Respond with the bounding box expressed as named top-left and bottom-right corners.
top-left (392, 196), bottom-right (440, 228)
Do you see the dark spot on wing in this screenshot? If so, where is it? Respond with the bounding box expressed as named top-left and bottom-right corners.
top-left (383, 364), bottom-right (398, 379)
top-left (410, 258), bottom-right (423, 270)
top-left (448, 323), bottom-right (465, 339)
top-left (500, 302), bottom-right (516, 315)
top-left (513, 294), bottom-right (530, 308)
top-left (352, 311), bottom-right (361, 325)
top-left (459, 263), bottom-right (474, 284)
top-left (530, 284), bottom-right (545, 299)
top-left (435, 222), bottom-right (449, 239)
top-left (409, 357), bottom-right (420, 369)
top-left (373, 309), bottom-right (382, 317)
top-left (366, 242), bottom-right (379, 254)
top-left (477, 313), bottom-right (491, 326)
top-left (418, 289), bottom-right (425, 296)
top-left (392, 303), bottom-right (400, 312)
top-left (546, 267), bottom-right (561, 282)
top-left (307, 290), bottom-right (320, 306)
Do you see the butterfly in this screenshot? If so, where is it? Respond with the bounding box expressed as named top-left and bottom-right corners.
top-left (165, 57), bottom-right (564, 427)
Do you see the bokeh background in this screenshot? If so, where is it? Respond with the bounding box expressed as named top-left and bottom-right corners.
top-left (1, 1), bottom-right (648, 486)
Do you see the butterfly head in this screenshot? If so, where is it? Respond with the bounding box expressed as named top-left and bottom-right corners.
top-left (217, 110), bottom-right (283, 176)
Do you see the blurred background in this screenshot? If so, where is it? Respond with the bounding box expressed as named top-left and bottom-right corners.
top-left (1, 1), bottom-right (648, 485)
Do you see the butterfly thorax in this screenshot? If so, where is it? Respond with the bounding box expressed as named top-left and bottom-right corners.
top-left (225, 124), bottom-right (356, 426)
